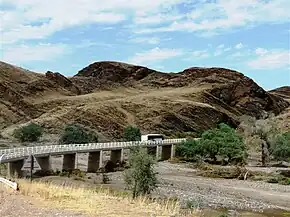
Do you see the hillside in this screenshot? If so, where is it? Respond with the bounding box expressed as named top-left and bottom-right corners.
top-left (0, 61), bottom-right (289, 141)
top-left (269, 86), bottom-right (290, 100)
top-left (269, 86), bottom-right (290, 132)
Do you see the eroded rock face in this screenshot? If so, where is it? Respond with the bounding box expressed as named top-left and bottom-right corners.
top-left (208, 78), bottom-right (289, 118)
top-left (75, 61), bottom-right (156, 82)
top-left (269, 86), bottom-right (290, 99)
top-left (46, 71), bottom-right (81, 94)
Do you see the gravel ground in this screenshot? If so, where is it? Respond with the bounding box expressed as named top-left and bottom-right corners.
top-left (107, 161), bottom-right (290, 213)
top-left (156, 162), bottom-right (290, 212)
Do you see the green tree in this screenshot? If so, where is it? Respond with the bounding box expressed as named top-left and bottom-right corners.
top-left (200, 123), bottom-right (246, 164)
top-left (124, 126), bottom-right (141, 141)
top-left (124, 147), bottom-right (157, 199)
top-left (176, 139), bottom-right (201, 161)
top-left (270, 132), bottom-right (290, 161)
top-left (13, 123), bottom-right (43, 142)
top-left (59, 124), bottom-right (98, 144)
top-left (177, 123), bottom-right (247, 165)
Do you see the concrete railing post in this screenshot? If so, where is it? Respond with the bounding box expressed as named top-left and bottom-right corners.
top-left (87, 151), bottom-right (102, 172)
top-left (8, 159), bottom-right (24, 178)
top-left (62, 153), bottom-right (76, 171)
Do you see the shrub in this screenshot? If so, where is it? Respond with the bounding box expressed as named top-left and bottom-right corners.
top-left (13, 123), bottom-right (43, 142)
top-left (270, 132), bottom-right (290, 161)
top-left (59, 124), bottom-right (98, 144)
top-left (124, 147), bottom-right (157, 198)
top-left (124, 126), bottom-right (141, 141)
top-left (176, 139), bottom-right (201, 161)
top-left (177, 123), bottom-right (247, 165)
top-left (237, 115), bottom-right (279, 166)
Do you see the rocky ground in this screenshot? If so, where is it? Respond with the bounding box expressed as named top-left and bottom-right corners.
top-left (155, 162), bottom-right (290, 212)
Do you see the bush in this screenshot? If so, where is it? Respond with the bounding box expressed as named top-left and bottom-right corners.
top-left (13, 123), bottom-right (43, 142)
top-left (124, 126), bottom-right (141, 141)
top-left (177, 123), bottom-right (247, 165)
top-left (176, 139), bottom-right (201, 161)
top-left (270, 132), bottom-right (290, 161)
top-left (124, 147), bottom-right (157, 198)
top-left (59, 124), bottom-right (98, 144)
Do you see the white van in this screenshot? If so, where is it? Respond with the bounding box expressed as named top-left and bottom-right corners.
top-left (141, 134), bottom-right (164, 142)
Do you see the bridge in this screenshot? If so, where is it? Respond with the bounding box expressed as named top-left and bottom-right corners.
top-left (0, 138), bottom-right (186, 177)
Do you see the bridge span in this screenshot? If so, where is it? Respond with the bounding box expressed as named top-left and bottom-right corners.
top-left (0, 138), bottom-right (186, 177)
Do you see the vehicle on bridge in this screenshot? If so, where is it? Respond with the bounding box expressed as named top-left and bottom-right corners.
top-left (141, 134), bottom-right (164, 142)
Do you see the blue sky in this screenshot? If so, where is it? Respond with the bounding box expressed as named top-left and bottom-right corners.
top-left (1, 0), bottom-right (289, 90)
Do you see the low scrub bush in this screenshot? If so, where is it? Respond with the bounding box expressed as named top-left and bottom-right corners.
top-left (13, 123), bottom-right (43, 142)
top-left (123, 125), bottom-right (141, 141)
top-left (124, 147), bottom-right (157, 198)
top-left (270, 132), bottom-right (290, 161)
top-left (59, 123), bottom-right (98, 144)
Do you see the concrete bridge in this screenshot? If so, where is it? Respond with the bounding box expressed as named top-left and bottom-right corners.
top-left (0, 138), bottom-right (186, 177)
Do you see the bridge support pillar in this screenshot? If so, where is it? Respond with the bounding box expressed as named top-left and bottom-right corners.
top-left (87, 151), bottom-right (103, 172)
top-left (62, 154), bottom-right (76, 171)
top-left (35, 156), bottom-right (51, 172)
top-left (8, 160), bottom-right (24, 178)
top-left (161, 145), bottom-right (172, 161)
top-left (171, 145), bottom-right (176, 159)
top-left (147, 146), bottom-right (159, 160)
top-left (110, 149), bottom-right (123, 164)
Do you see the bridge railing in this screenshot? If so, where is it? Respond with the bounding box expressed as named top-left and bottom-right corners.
top-left (0, 138), bottom-right (186, 162)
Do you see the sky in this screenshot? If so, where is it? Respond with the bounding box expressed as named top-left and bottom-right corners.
top-left (0, 0), bottom-right (289, 90)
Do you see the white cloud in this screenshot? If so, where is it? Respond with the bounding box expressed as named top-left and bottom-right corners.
top-left (128, 47), bottom-right (184, 65)
top-left (184, 50), bottom-right (210, 61)
top-left (235, 43), bottom-right (243, 49)
top-left (135, 0), bottom-right (290, 35)
top-left (1, 43), bottom-right (67, 64)
top-left (2, 0), bottom-right (290, 45)
top-left (130, 37), bottom-right (161, 45)
top-left (1, 0), bottom-right (187, 44)
top-left (248, 49), bottom-right (290, 70)
top-left (214, 44), bottom-right (231, 56)
top-left (217, 44), bottom-right (225, 49)
top-left (190, 50), bottom-right (210, 59)
top-left (134, 14), bottom-right (183, 25)
top-left (255, 48), bottom-right (268, 55)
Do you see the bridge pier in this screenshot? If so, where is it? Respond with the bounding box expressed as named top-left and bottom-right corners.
top-left (171, 144), bottom-right (176, 159)
top-left (147, 146), bottom-right (159, 160)
top-left (110, 149), bottom-right (123, 164)
top-left (35, 156), bottom-right (51, 172)
top-left (8, 159), bottom-right (24, 178)
top-left (161, 145), bottom-right (172, 161)
top-left (62, 154), bottom-right (76, 171)
top-left (87, 151), bottom-right (103, 172)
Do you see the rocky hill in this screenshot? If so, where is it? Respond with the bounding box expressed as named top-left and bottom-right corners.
top-left (269, 86), bottom-right (290, 100)
top-left (0, 61), bottom-right (289, 141)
